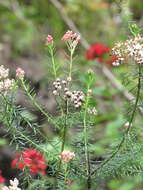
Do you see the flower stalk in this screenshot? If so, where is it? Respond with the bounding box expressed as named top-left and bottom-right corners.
top-left (56, 100), bottom-right (68, 185)
top-left (69, 49), bottom-right (74, 78)
top-left (64, 163), bottom-right (68, 185)
top-left (83, 71), bottom-right (94, 189)
top-left (46, 34), bottom-right (57, 79)
top-left (91, 63), bottom-right (142, 176)
top-left (49, 46), bottom-right (57, 79)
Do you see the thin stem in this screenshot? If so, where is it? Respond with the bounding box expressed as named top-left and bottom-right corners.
top-left (49, 47), bottom-right (57, 79)
top-left (83, 86), bottom-right (91, 189)
top-left (61, 100), bottom-right (68, 151)
top-left (64, 163), bottom-right (68, 185)
top-left (126, 63), bottom-right (141, 133)
top-left (91, 63), bottom-right (142, 176)
top-left (56, 100), bottom-right (68, 186)
top-left (69, 50), bottom-right (73, 78)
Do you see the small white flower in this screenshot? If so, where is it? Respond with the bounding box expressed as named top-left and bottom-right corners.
top-left (53, 90), bottom-right (57, 96)
top-left (62, 80), bottom-right (67, 85)
top-left (124, 121), bottom-right (132, 129)
top-left (2, 178), bottom-right (21, 190)
top-left (0, 65), bottom-right (14, 95)
top-left (67, 77), bottom-right (72, 82)
top-left (88, 107), bottom-right (97, 116)
top-left (0, 65), bottom-right (9, 80)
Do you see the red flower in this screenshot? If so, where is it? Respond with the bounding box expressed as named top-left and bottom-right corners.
top-left (0, 170), bottom-right (5, 184)
top-left (11, 149), bottom-right (47, 175)
top-left (86, 43), bottom-right (110, 60)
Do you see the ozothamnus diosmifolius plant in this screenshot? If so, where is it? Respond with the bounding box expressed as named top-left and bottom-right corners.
top-left (1, 26), bottom-right (143, 190)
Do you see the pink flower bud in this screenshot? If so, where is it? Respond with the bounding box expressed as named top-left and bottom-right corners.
top-left (45, 35), bottom-right (53, 45)
top-left (16, 68), bottom-right (25, 78)
top-left (59, 150), bottom-right (75, 163)
top-left (62, 30), bottom-right (73, 41)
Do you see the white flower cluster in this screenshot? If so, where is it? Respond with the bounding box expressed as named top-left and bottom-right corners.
top-left (112, 34), bottom-right (143, 66)
top-left (53, 77), bottom-right (85, 108)
top-left (0, 65), bottom-right (14, 95)
top-left (87, 107), bottom-right (97, 116)
top-left (125, 34), bottom-right (143, 64)
top-left (2, 178), bottom-right (21, 190)
top-left (70, 90), bottom-right (85, 108)
top-left (53, 77), bottom-right (70, 95)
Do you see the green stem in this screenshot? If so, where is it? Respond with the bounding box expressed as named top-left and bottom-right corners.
top-left (61, 100), bottom-right (68, 152)
top-left (91, 63), bottom-right (142, 176)
top-left (49, 47), bottom-right (57, 79)
top-left (64, 163), bottom-right (68, 185)
top-left (126, 63), bottom-right (141, 133)
top-left (56, 100), bottom-right (68, 186)
top-left (69, 50), bottom-right (73, 78)
top-left (83, 85), bottom-right (91, 189)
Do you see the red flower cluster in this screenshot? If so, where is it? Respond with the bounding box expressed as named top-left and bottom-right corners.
top-left (86, 43), bottom-right (110, 60)
top-left (0, 170), bottom-right (5, 184)
top-left (11, 149), bottom-right (47, 175)
top-left (86, 42), bottom-right (117, 65)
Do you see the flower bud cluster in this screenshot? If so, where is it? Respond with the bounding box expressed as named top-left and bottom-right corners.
top-left (45, 34), bottom-right (53, 45)
top-left (59, 150), bottom-right (75, 163)
top-left (87, 107), bottom-right (97, 116)
top-left (70, 90), bottom-right (85, 108)
top-left (52, 77), bottom-right (85, 108)
top-left (0, 65), bottom-right (14, 95)
top-left (62, 30), bottom-right (80, 50)
top-left (52, 78), bottom-right (67, 96)
top-left (112, 34), bottom-right (143, 66)
top-left (16, 68), bottom-right (25, 78)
